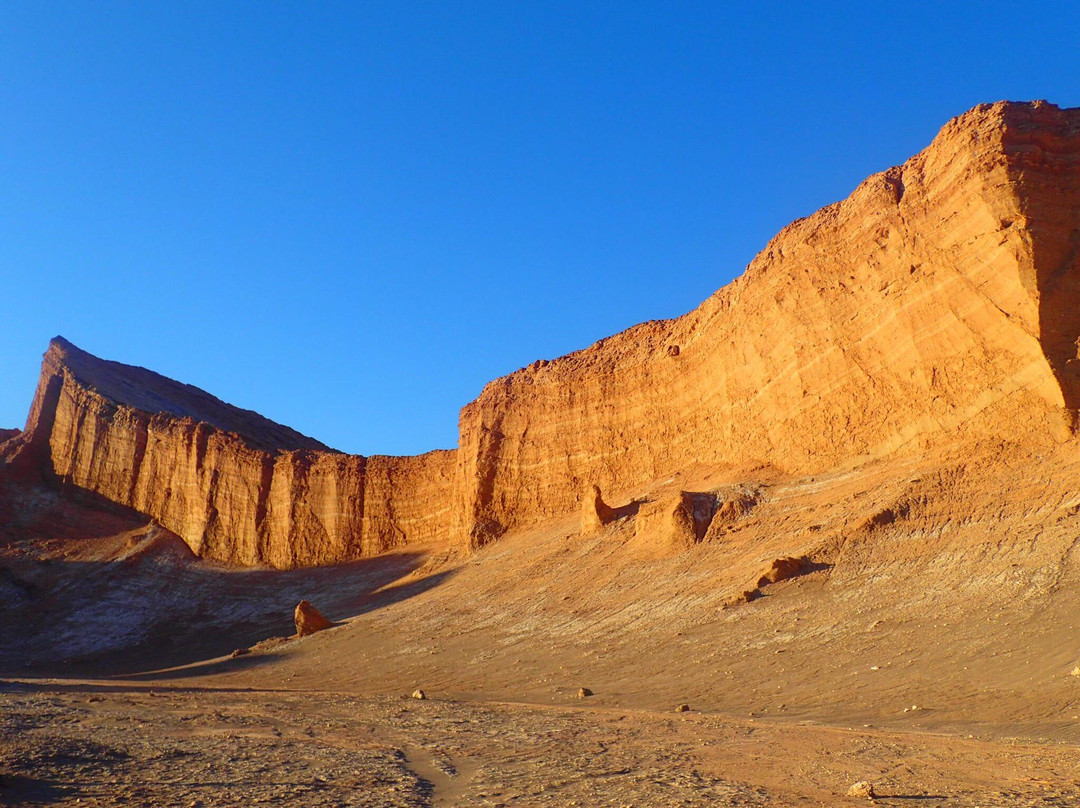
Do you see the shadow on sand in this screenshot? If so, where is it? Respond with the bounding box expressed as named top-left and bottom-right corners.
top-left (1, 545), bottom-right (457, 681)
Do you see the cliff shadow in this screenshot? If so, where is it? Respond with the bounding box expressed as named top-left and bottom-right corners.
top-left (0, 547), bottom-right (456, 680)
top-left (1013, 122), bottom-right (1080, 421)
top-left (1033, 218), bottom-right (1080, 420)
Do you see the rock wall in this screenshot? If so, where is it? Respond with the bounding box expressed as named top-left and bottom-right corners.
top-left (16, 101), bottom-right (1080, 564)
top-left (25, 340), bottom-right (456, 567)
top-left (454, 101), bottom-right (1080, 545)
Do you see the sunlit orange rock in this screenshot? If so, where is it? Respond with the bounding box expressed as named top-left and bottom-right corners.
top-left (13, 101), bottom-right (1080, 567)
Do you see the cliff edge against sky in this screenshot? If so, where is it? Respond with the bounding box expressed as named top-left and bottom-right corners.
top-left (5, 100), bottom-right (1079, 567)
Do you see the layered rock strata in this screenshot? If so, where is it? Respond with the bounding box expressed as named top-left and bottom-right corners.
top-left (455, 100), bottom-right (1080, 545)
top-left (14, 100), bottom-right (1080, 566)
top-left (21, 338), bottom-right (455, 567)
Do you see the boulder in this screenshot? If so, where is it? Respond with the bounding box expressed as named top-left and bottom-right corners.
top-left (294, 600), bottom-right (333, 637)
top-left (757, 556), bottom-right (811, 588)
top-left (846, 781), bottom-right (876, 799)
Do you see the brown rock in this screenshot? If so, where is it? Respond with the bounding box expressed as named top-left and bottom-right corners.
top-left (846, 781), bottom-right (876, 799)
top-left (757, 556), bottom-right (811, 588)
top-left (411, 689), bottom-right (426, 700)
top-left (294, 600), bottom-right (332, 637)
top-left (577, 687), bottom-right (593, 698)
top-left (674, 703), bottom-right (690, 713)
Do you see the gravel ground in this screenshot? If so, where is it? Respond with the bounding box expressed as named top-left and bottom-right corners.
top-left (3, 683), bottom-right (1078, 807)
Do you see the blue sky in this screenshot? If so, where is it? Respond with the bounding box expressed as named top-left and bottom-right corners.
top-left (2, 2), bottom-right (1078, 455)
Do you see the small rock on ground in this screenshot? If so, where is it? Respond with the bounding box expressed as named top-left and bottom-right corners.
top-left (846, 780), bottom-right (876, 799)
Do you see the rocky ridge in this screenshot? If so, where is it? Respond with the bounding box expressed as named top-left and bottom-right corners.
top-left (6, 100), bottom-right (1080, 567)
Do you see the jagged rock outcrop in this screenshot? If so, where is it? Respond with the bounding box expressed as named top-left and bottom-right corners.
top-left (12, 101), bottom-right (1080, 566)
top-left (580, 484), bottom-right (616, 534)
top-left (635, 491), bottom-right (718, 553)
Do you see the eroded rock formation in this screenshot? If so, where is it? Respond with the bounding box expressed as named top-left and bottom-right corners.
top-left (10, 100), bottom-right (1080, 567)
top-left (580, 485), bottom-right (616, 535)
top-left (17, 338), bottom-right (455, 567)
top-left (634, 491), bottom-right (717, 553)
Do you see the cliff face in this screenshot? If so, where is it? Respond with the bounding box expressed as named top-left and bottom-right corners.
top-left (23, 339), bottom-right (456, 567)
top-left (455, 101), bottom-right (1080, 545)
top-left (14, 100), bottom-right (1080, 565)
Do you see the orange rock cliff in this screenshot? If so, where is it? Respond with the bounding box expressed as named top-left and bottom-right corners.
top-left (5, 100), bottom-right (1079, 567)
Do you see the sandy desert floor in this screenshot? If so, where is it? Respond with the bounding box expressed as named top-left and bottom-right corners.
top-left (4, 681), bottom-right (1079, 807)
top-left (5, 445), bottom-right (1080, 805)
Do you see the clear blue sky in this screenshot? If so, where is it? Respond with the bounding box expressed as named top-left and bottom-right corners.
top-left (2, 2), bottom-right (1078, 455)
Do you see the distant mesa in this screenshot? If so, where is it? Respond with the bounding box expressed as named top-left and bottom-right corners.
top-left (4, 100), bottom-right (1080, 569)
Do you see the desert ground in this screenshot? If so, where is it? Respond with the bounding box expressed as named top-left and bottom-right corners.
top-left (5, 442), bottom-right (1080, 806)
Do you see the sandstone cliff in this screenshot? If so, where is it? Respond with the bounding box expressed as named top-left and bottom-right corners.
top-left (455, 100), bottom-right (1080, 545)
top-left (19, 338), bottom-right (455, 567)
top-left (13, 100), bottom-right (1080, 565)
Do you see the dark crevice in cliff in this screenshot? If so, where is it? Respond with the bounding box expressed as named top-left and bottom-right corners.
top-left (127, 417), bottom-right (149, 504)
top-left (1005, 105), bottom-right (1080, 423)
top-left (253, 453), bottom-right (276, 549)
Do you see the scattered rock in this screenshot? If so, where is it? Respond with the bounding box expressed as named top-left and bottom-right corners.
top-left (294, 601), bottom-right (333, 637)
top-left (230, 648), bottom-right (251, 658)
top-left (847, 780), bottom-right (876, 799)
top-left (577, 687), bottom-right (593, 698)
top-left (674, 703), bottom-right (690, 713)
top-left (757, 556), bottom-right (811, 588)
top-left (411, 689), bottom-right (426, 700)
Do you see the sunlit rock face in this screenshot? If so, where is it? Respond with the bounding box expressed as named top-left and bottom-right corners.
top-left (454, 101), bottom-right (1080, 545)
top-left (22, 337), bottom-right (456, 567)
top-left (16, 101), bottom-right (1080, 566)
